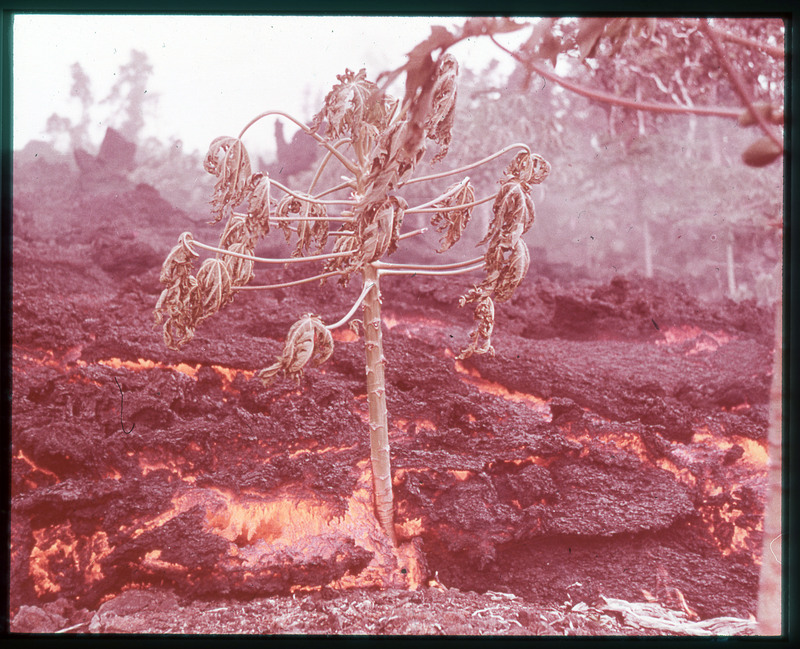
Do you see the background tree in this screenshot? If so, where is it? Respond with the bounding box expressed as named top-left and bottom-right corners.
top-left (482, 16), bottom-right (784, 635)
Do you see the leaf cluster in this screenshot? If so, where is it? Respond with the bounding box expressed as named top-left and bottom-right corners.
top-left (257, 314), bottom-right (334, 386)
top-left (154, 49), bottom-right (551, 380)
top-left (458, 151), bottom-right (550, 359)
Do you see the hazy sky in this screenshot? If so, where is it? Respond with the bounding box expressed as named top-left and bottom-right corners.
top-left (14, 14), bottom-right (525, 155)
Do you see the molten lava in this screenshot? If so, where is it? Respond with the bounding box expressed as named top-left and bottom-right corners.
top-left (99, 357), bottom-right (200, 378)
top-left (453, 359), bottom-right (551, 421)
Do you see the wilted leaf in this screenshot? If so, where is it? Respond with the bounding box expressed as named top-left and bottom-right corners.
top-left (742, 137), bottom-right (783, 167)
top-left (154, 232), bottom-right (201, 350)
top-left (323, 228), bottom-right (359, 286)
top-left (224, 241), bottom-right (255, 287)
top-left (431, 180), bottom-right (475, 252)
top-left (356, 196), bottom-right (406, 263)
top-left (493, 239), bottom-right (530, 303)
top-left (457, 296), bottom-right (495, 360)
top-left (275, 194), bottom-right (329, 257)
top-left (218, 214), bottom-right (250, 250)
top-left (258, 314), bottom-right (334, 385)
top-left (194, 257), bottom-right (233, 322)
top-left (425, 53), bottom-right (459, 163)
top-left (313, 68), bottom-right (394, 149)
top-left (480, 178), bottom-right (536, 255)
top-left (403, 25), bottom-right (454, 106)
top-left (203, 136), bottom-right (252, 223)
top-left (246, 172), bottom-right (272, 238)
top-left (158, 231), bottom-right (198, 287)
top-left (504, 151), bottom-right (551, 185)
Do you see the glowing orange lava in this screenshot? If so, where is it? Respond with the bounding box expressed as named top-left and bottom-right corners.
top-left (331, 328), bottom-right (359, 343)
top-left (453, 360), bottom-right (552, 421)
top-left (99, 357), bottom-right (200, 378)
top-left (655, 325), bottom-right (736, 355)
top-left (692, 429), bottom-right (768, 466)
top-left (116, 460), bottom-right (427, 592)
top-left (14, 450), bottom-right (60, 484)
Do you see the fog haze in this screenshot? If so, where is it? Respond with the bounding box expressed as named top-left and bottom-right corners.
top-left (14, 14), bottom-right (520, 154)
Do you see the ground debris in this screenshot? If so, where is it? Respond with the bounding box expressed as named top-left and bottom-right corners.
top-left (599, 596), bottom-right (756, 636)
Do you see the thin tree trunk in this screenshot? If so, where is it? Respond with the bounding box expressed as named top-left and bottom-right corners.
top-left (726, 228), bottom-right (737, 299)
top-left (643, 217), bottom-right (654, 279)
top-left (362, 263), bottom-right (397, 545)
top-left (756, 295), bottom-right (783, 634)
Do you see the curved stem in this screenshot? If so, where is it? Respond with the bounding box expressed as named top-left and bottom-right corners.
top-left (406, 176), bottom-right (470, 212)
top-left (231, 210), bottom-right (353, 223)
top-left (325, 281), bottom-right (376, 330)
top-left (237, 109), bottom-right (359, 176)
top-left (406, 143), bottom-right (531, 185)
top-left (490, 35), bottom-right (744, 119)
top-left (314, 179), bottom-right (356, 199)
top-left (377, 262), bottom-right (484, 278)
top-left (408, 193), bottom-right (496, 214)
top-left (398, 227), bottom-right (428, 240)
top-left (271, 216), bottom-right (353, 223)
top-left (308, 138), bottom-right (352, 194)
top-left (190, 239), bottom-right (352, 264)
top-left (269, 179), bottom-right (358, 206)
top-left (700, 19), bottom-right (783, 152)
top-left (375, 256), bottom-right (483, 271)
top-left (232, 269), bottom-right (345, 290)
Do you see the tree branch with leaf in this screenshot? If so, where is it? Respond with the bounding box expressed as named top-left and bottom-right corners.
top-left (154, 50), bottom-right (549, 546)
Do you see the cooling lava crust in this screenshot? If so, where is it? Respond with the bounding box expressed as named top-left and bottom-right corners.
top-left (10, 180), bottom-right (773, 634)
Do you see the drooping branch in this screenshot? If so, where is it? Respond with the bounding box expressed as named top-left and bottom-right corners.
top-left (237, 109), bottom-right (360, 176)
top-left (189, 238), bottom-right (353, 264)
top-left (325, 281), bottom-right (376, 330)
top-left (408, 193), bottom-right (495, 214)
top-left (376, 262), bottom-right (484, 278)
top-left (406, 143), bottom-right (532, 185)
top-left (407, 176), bottom-right (470, 211)
top-left (699, 19), bottom-right (784, 152)
top-left (269, 178), bottom-right (359, 207)
top-left (307, 138), bottom-right (352, 194)
top-left (375, 256), bottom-right (483, 272)
top-left (232, 269), bottom-right (346, 291)
top-left (489, 35), bottom-right (743, 120)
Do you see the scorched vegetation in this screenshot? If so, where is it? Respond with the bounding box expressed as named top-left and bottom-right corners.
top-left (153, 57), bottom-right (550, 544)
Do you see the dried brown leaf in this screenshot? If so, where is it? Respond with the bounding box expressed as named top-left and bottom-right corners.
top-left (493, 239), bottom-right (530, 303)
top-left (258, 314), bottom-right (333, 386)
top-left (457, 296), bottom-right (495, 360)
top-left (425, 53), bottom-right (459, 163)
top-left (367, 119), bottom-right (426, 192)
top-left (313, 68), bottom-right (395, 149)
top-left (480, 179), bottom-right (535, 257)
top-left (194, 257), bottom-right (233, 322)
top-left (218, 215), bottom-right (250, 250)
top-left (203, 136), bottom-right (252, 224)
top-left (275, 194), bottom-right (329, 257)
top-left (224, 241), bottom-right (255, 287)
top-left (323, 228), bottom-right (359, 286)
top-left (154, 232), bottom-right (201, 350)
top-left (431, 180), bottom-right (475, 252)
top-left (246, 172), bottom-right (272, 238)
top-left (504, 151), bottom-right (551, 185)
top-left (356, 196), bottom-right (407, 263)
